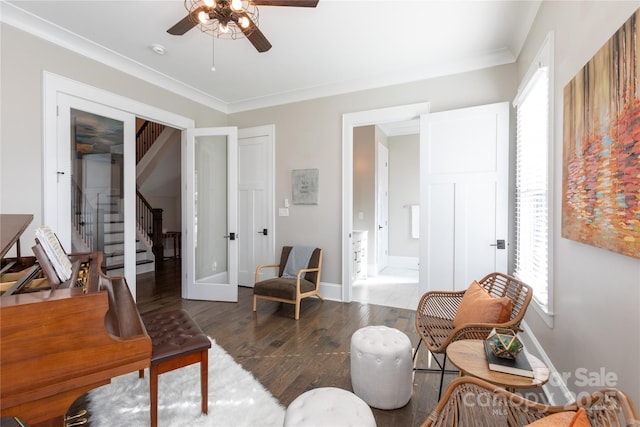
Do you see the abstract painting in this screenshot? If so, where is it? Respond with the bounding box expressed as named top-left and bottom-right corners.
top-left (562, 9), bottom-right (640, 258)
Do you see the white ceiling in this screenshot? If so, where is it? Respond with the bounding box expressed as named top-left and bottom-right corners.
top-left (1, 0), bottom-right (541, 113)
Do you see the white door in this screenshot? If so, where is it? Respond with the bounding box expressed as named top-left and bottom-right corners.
top-left (420, 102), bottom-right (509, 293)
top-left (376, 142), bottom-right (389, 273)
top-left (56, 94), bottom-right (137, 292)
top-left (183, 127), bottom-right (238, 301)
top-left (238, 126), bottom-right (274, 287)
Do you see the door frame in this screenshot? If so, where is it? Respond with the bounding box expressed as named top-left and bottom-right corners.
top-left (341, 102), bottom-right (431, 303)
top-left (43, 72), bottom-right (195, 299)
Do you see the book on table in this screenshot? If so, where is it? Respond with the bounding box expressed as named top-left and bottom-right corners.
top-left (483, 340), bottom-right (534, 378)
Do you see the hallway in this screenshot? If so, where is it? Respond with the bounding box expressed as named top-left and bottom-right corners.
top-left (351, 266), bottom-right (420, 310)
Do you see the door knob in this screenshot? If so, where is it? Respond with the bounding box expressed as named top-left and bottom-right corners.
top-left (257, 228), bottom-right (268, 236)
top-left (224, 232), bottom-right (236, 240)
top-left (489, 239), bottom-right (505, 249)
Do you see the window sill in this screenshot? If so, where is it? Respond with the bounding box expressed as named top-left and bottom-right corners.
top-left (530, 298), bottom-right (554, 329)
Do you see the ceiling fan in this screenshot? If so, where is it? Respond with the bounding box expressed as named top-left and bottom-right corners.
top-left (167, 0), bottom-right (319, 53)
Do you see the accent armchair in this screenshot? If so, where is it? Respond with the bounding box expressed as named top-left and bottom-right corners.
top-left (414, 272), bottom-right (533, 397)
top-left (253, 246), bottom-right (323, 320)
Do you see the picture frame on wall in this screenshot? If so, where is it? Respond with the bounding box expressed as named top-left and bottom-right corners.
top-left (292, 168), bottom-right (319, 205)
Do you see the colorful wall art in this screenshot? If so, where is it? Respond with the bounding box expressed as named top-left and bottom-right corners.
top-left (562, 9), bottom-right (640, 259)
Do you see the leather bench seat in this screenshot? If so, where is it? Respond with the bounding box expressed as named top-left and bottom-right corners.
top-left (142, 309), bottom-right (211, 364)
top-left (139, 309), bottom-right (211, 427)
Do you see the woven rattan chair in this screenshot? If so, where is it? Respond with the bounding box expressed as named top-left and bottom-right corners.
top-left (253, 246), bottom-right (323, 320)
top-left (421, 377), bottom-right (640, 427)
top-left (414, 272), bottom-right (533, 397)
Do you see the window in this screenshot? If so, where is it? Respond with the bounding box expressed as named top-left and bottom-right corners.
top-left (513, 33), bottom-right (553, 323)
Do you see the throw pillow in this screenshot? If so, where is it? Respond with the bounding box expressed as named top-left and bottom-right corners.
top-left (525, 408), bottom-right (591, 427)
top-left (569, 408), bottom-right (591, 427)
top-left (525, 411), bottom-right (576, 426)
top-left (452, 280), bottom-right (513, 327)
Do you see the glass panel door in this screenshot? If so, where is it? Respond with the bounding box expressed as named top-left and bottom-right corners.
top-left (57, 95), bottom-right (136, 291)
top-left (184, 127), bottom-right (238, 301)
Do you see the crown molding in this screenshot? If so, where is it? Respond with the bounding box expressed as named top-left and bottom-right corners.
top-left (226, 48), bottom-right (516, 113)
top-left (2, 1), bottom-right (516, 115)
top-left (1, 1), bottom-right (230, 113)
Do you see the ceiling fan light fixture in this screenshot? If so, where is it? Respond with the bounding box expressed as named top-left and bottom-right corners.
top-left (185, 0), bottom-right (259, 40)
top-left (230, 0), bottom-right (243, 12)
top-left (198, 10), bottom-right (209, 24)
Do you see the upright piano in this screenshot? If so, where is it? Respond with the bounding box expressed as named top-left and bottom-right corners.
top-left (0, 215), bottom-right (152, 427)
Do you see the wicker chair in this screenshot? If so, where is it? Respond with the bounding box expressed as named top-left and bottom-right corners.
top-left (421, 377), bottom-right (640, 427)
top-left (414, 272), bottom-right (533, 397)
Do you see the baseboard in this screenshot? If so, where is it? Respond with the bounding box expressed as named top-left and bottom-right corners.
top-left (519, 320), bottom-right (574, 406)
top-left (388, 256), bottom-right (419, 270)
top-left (319, 281), bottom-right (342, 301)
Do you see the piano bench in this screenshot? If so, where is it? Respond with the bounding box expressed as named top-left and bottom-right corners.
top-left (139, 309), bottom-right (211, 427)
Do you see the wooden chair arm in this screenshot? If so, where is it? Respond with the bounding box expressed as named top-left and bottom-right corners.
top-left (254, 263), bottom-right (280, 283)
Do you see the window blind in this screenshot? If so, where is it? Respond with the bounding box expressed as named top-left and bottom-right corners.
top-left (514, 67), bottom-right (549, 307)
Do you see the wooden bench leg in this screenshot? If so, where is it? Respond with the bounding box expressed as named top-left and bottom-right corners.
top-left (150, 365), bottom-right (159, 427)
top-left (201, 349), bottom-right (208, 414)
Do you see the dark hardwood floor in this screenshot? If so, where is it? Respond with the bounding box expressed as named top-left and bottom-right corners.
top-left (132, 259), bottom-right (451, 427)
top-left (66, 259), bottom-right (544, 427)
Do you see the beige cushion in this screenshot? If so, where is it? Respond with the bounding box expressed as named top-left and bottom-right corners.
top-left (453, 280), bottom-right (513, 327)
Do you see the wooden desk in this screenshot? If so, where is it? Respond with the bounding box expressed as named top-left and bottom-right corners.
top-left (446, 340), bottom-right (549, 389)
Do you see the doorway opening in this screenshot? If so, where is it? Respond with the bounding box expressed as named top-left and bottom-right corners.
top-left (341, 102), bottom-right (430, 306)
top-left (351, 121), bottom-right (420, 310)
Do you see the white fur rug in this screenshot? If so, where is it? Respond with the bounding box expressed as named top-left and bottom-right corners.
top-left (87, 338), bottom-right (285, 427)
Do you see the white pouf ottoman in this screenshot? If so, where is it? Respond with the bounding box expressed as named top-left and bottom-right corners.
top-left (350, 325), bottom-right (413, 409)
top-left (283, 387), bottom-right (376, 427)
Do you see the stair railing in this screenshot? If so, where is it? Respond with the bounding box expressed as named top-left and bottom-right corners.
top-left (136, 189), bottom-right (164, 269)
top-left (72, 180), bottom-right (100, 253)
top-left (136, 120), bottom-right (166, 164)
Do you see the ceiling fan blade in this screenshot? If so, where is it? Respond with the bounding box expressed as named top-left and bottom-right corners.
top-left (167, 6), bottom-right (203, 35)
top-left (239, 13), bottom-right (272, 52)
top-left (252, 0), bottom-right (319, 7)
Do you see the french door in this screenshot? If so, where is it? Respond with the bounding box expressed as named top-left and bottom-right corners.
top-left (183, 127), bottom-right (239, 301)
top-left (55, 94), bottom-right (137, 289)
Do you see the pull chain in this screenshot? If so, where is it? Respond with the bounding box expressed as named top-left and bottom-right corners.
top-left (211, 35), bottom-right (216, 72)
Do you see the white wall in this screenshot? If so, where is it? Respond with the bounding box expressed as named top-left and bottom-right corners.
top-left (518, 1), bottom-right (640, 405)
top-left (353, 125), bottom-right (376, 241)
top-left (0, 24), bottom-right (226, 248)
top-left (388, 133), bottom-right (419, 258)
top-left (229, 64), bottom-right (518, 285)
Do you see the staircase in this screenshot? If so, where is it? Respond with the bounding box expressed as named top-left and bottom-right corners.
top-left (71, 119), bottom-right (170, 275)
top-left (102, 210), bottom-right (154, 276)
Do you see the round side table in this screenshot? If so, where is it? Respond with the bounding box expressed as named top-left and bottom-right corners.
top-left (446, 340), bottom-right (549, 390)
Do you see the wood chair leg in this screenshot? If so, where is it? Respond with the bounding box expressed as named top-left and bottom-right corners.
top-left (253, 295), bottom-right (257, 312)
top-left (139, 369), bottom-right (145, 378)
top-left (150, 365), bottom-right (159, 427)
top-left (294, 299), bottom-right (300, 320)
top-left (200, 349), bottom-right (208, 414)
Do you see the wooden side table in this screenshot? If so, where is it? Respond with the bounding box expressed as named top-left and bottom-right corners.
top-left (163, 231), bottom-right (181, 259)
top-left (446, 340), bottom-right (549, 390)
